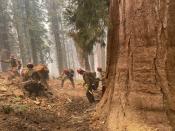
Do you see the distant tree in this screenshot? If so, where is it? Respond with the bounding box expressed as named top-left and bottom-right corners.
top-left (46, 0), bottom-right (68, 74)
top-left (25, 0), bottom-right (47, 64)
top-left (12, 0), bottom-right (33, 65)
top-left (12, 0), bottom-right (47, 65)
top-left (0, 0), bottom-right (11, 71)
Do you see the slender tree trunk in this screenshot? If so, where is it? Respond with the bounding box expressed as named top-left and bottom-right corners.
top-left (0, 50), bottom-right (10, 71)
top-left (62, 42), bottom-right (68, 68)
top-left (60, 15), bottom-right (68, 68)
top-left (47, 0), bottom-right (64, 74)
top-left (94, 44), bottom-right (106, 70)
top-left (89, 52), bottom-right (95, 71)
top-left (74, 43), bottom-right (85, 69)
top-left (66, 44), bottom-right (71, 68)
top-left (24, 0), bottom-right (34, 63)
top-left (84, 51), bottom-right (90, 71)
top-left (0, 0), bottom-right (10, 71)
top-left (30, 36), bottom-right (38, 64)
top-left (12, 0), bottom-right (27, 65)
top-left (95, 44), bottom-right (102, 69)
top-left (75, 45), bottom-right (90, 71)
top-left (12, 0), bottom-right (33, 65)
top-left (15, 23), bottom-right (28, 65)
top-left (97, 0), bottom-right (175, 130)
top-left (69, 43), bottom-right (76, 69)
top-left (39, 51), bottom-right (44, 64)
top-left (101, 46), bottom-right (106, 70)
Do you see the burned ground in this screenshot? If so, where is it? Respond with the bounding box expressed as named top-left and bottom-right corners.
top-left (0, 75), bottom-right (102, 131)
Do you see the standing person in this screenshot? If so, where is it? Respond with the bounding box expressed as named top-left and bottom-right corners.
top-left (61, 69), bottom-right (75, 88)
top-left (77, 68), bottom-right (98, 103)
top-left (17, 60), bottom-right (22, 70)
top-left (22, 63), bottom-right (44, 97)
top-left (26, 63), bottom-right (40, 81)
top-left (0, 55), bottom-right (22, 76)
top-left (97, 67), bottom-right (106, 96)
top-left (17, 59), bottom-right (22, 73)
top-left (1, 55), bottom-right (17, 71)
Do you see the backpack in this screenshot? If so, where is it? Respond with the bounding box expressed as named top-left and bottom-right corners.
top-left (68, 69), bottom-right (74, 77)
top-left (10, 58), bottom-right (17, 67)
top-left (87, 72), bottom-right (99, 90)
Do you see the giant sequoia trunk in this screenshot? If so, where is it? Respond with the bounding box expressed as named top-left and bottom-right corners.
top-left (98, 0), bottom-right (175, 130)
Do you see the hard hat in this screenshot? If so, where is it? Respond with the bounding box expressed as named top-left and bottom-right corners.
top-left (97, 67), bottom-right (102, 72)
top-left (77, 68), bottom-right (85, 74)
top-left (27, 63), bottom-right (34, 68)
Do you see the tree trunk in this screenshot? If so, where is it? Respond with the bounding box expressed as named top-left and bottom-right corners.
top-left (95, 44), bottom-right (106, 70)
top-left (39, 50), bottom-right (44, 64)
top-left (62, 42), bottom-right (68, 68)
top-left (47, 0), bottom-right (64, 74)
top-left (101, 46), bottom-right (106, 70)
top-left (97, 0), bottom-right (175, 130)
top-left (73, 41), bottom-right (91, 71)
top-left (60, 14), bottom-right (68, 68)
top-left (74, 43), bottom-right (85, 69)
top-left (12, 0), bottom-right (33, 65)
top-left (24, 0), bottom-right (35, 63)
top-left (89, 52), bottom-right (95, 71)
top-left (66, 45), bottom-right (71, 68)
top-left (0, 0), bottom-right (10, 71)
top-left (0, 49), bottom-right (10, 71)
top-left (84, 51), bottom-right (90, 71)
top-left (30, 37), bottom-right (38, 64)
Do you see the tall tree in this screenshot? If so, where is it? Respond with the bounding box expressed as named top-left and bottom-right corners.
top-left (64, 0), bottom-right (108, 71)
top-left (12, 0), bottom-right (47, 65)
top-left (12, 0), bottom-right (33, 65)
top-left (47, 0), bottom-right (66, 73)
top-left (25, 0), bottom-right (47, 64)
top-left (89, 52), bottom-right (95, 71)
top-left (0, 0), bottom-right (11, 71)
top-left (94, 44), bottom-right (106, 70)
top-left (97, 0), bottom-right (175, 130)
top-left (60, 9), bottom-right (68, 69)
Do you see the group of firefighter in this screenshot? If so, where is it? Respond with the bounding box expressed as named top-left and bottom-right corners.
top-left (61, 67), bottom-right (106, 103)
top-left (1, 55), bottom-right (106, 103)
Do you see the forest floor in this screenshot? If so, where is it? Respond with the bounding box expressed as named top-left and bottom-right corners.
top-left (0, 73), bottom-right (103, 131)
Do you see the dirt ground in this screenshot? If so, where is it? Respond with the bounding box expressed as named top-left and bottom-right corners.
top-left (0, 73), bottom-right (103, 131)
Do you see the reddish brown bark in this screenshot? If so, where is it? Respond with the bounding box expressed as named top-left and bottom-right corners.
top-left (97, 0), bottom-right (175, 130)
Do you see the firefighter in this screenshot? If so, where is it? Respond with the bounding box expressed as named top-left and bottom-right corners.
top-left (22, 63), bottom-right (44, 97)
top-left (77, 68), bottom-right (98, 103)
top-left (26, 63), bottom-right (40, 81)
top-left (1, 55), bottom-right (18, 71)
top-left (61, 69), bottom-right (75, 88)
